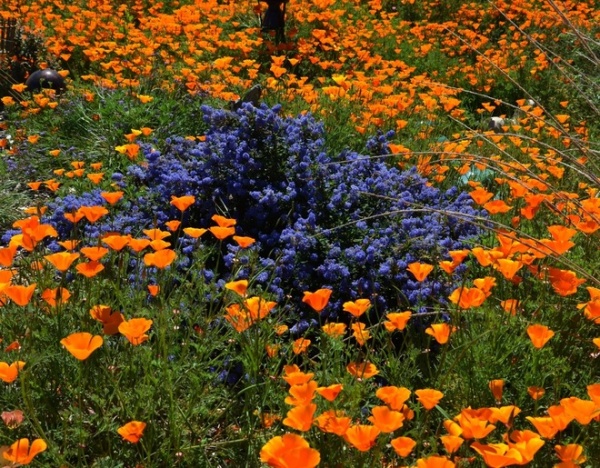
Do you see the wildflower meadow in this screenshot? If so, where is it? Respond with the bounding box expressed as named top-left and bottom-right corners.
top-left (0, 0), bottom-right (599, 466)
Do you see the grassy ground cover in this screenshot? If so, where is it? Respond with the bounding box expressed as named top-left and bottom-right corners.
top-left (0, 0), bottom-right (599, 466)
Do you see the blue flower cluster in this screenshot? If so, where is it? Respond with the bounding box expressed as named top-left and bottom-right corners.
top-left (35, 103), bottom-right (484, 326)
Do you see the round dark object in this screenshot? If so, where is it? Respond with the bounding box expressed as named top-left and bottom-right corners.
top-left (25, 69), bottom-right (66, 93)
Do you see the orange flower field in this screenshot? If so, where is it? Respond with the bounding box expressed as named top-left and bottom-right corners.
top-left (0, 0), bottom-right (599, 466)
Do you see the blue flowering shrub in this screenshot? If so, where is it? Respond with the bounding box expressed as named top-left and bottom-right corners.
top-left (35, 103), bottom-right (484, 326)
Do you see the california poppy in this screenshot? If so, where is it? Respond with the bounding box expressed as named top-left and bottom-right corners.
top-left (260, 433), bottom-right (320, 468)
top-left (322, 322), bottom-right (347, 337)
top-left (344, 424), bottom-right (381, 451)
top-left (527, 386), bottom-right (545, 400)
top-left (128, 238), bottom-right (152, 252)
top-left (489, 379), bottom-right (504, 403)
top-left (143, 249), bottom-right (177, 268)
top-left (90, 305), bottom-right (124, 335)
top-left (119, 318), bottom-right (153, 345)
top-left (342, 298), bottom-right (371, 317)
top-left (143, 228), bottom-right (171, 241)
top-left (415, 388), bottom-right (444, 410)
top-left (60, 332), bottom-right (103, 360)
top-left (376, 386), bottom-right (411, 410)
top-left (77, 206), bottom-right (109, 223)
top-left (0, 361), bottom-right (26, 383)
top-left (225, 280), bottom-right (249, 297)
top-left (285, 381), bottom-right (318, 406)
top-left (41, 287), bottom-right (71, 308)
top-left (560, 397), bottom-right (600, 425)
top-left (102, 235), bottom-right (130, 251)
top-left (209, 226), bottom-right (236, 240)
top-left (368, 405), bottom-right (405, 432)
top-left (448, 286), bottom-right (486, 309)
top-left (100, 191), bottom-right (124, 205)
top-left (315, 410), bottom-right (352, 436)
top-left (283, 404), bottom-right (316, 431)
top-left (4, 284), bottom-right (36, 306)
top-left (76, 261), bottom-right (105, 278)
top-left (440, 435), bottom-right (463, 454)
top-left (425, 323), bottom-right (454, 345)
top-left (292, 338), bottom-right (311, 355)
top-left (117, 421), bottom-right (146, 443)
top-left (346, 361), bottom-right (378, 379)
top-left (555, 444), bottom-right (586, 464)
top-left (526, 324), bottom-right (554, 349)
top-left (282, 365), bottom-right (314, 386)
top-left (148, 285), bottom-right (160, 297)
top-left (233, 236), bottom-right (255, 248)
top-left (2, 438), bottom-right (47, 464)
top-left (407, 262), bottom-right (434, 282)
top-left (183, 227), bottom-right (207, 238)
top-left (170, 195), bottom-right (195, 211)
top-left (44, 251), bottom-right (80, 271)
top-left (0, 246), bottom-right (16, 267)
top-left (80, 246), bottom-right (109, 261)
top-left (383, 311), bottom-right (412, 332)
top-left (316, 383), bottom-right (343, 402)
top-left (165, 220), bottom-right (181, 231)
top-left (302, 288), bottom-right (332, 312)
top-left (391, 436), bottom-right (416, 457)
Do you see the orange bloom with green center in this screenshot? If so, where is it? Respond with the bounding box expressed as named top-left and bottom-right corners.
top-left (260, 433), bottom-right (320, 468)
top-left (415, 388), bottom-right (444, 410)
top-left (119, 318), bottom-right (153, 345)
top-left (60, 332), bottom-right (103, 360)
top-left (0, 361), bottom-right (26, 383)
top-left (3, 438), bottom-right (47, 464)
top-left (302, 288), bottom-right (332, 312)
top-left (117, 421), bottom-right (146, 443)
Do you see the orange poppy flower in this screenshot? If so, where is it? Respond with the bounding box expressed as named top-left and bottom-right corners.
top-left (425, 323), bottom-right (454, 345)
top-left (407, 262), bottom-right (434, 282)
top-left (119, 318), bottom-right (153, 345)
top-left (368, 405), bottom-right (405, 433)
top-left (170, 195), bottom-right (196, 211)
top-left (527, 386), bottom-right (545, 400)
top-left (547, 268), bottom-right (585, 296)
top-left (60, 332), bottom-right (103, 360)
top-left (316, 383), bottom-right (343, 402)
top-left (211, 214), bottom-right (236, 227)
top-left (224, 304), bottom-right (252, 333)
top-left (292, 338), bottom-right (311, 355)
top-left (76, 261), bottom-right (105, 278)
top-left (90, 305), bottom-right (125, 335)
top-left (440, 435), bottom-right (463, 454)
top-left (64, 211), bottom-right (85, 223)
top-left (100, 191), bottom-right (124, 205)
top-left (102, 235), bottom-right (130, 251)
top-left (470, 442), bottom-right (524, 467)
top-left (209, 226), bottom-right (235, 240)
top-left (391, 436), bottom-right (416, 457)
top-left (2, 438), bottom-right (47, 464)
top-left (469, 187), bottom-right (494, 205)
top-left (260, 433), bottom-right (320, 468)
top-left (484, 200), bottom-right (512, 214)
top-left (285, 381), bottom-right (318, 406)
top-left (147, 285), bottom-right (160, 297)
top-left (315, 410), bottom-right (352, 436)
top-left (283, 404), bottom-right (316, 432)
top-left (342, 298), bottom-right (371, 317)
top-left (77, 206), bottom-right (109, 223)
top-left (143, 249), bottom-right (177, 268)
top-left (302, 288), bottom-right (332, 312)
top-left (4, 284), bottom-right (36, 306)
top-left (44, 251), bottom-right (80, 272)
top-left (57, 240), bottom-right (79, 251)
top-left (80, 246), bottom-right (109, 261)
top-left (489, 379), bottom-right (504, 403)
top-left (225, 279), bottom-right (248, 296)
top-left (41, 287), bottom-right (71, 308)
top-left (233, 236), bottom-right (256, 248)
top-left (527, 324), bottom-right (554, 349)
top-left (415, 388), bottom-right (444, 410)
top-left (351, 322), bottom-right (371, 346)
top-left (346, 361), bottom-right (378, 379)
top-left (495, 259), bottom-right (523, 280)
top-left (243, 296), bottom-right (277, 321)
top-left (448, 286), bottom-right (486, 309)
top-left (588, 383), bottom-right (600, 406)
top-left (150, 239), bottom-right (172, 250)
top-left (344, 424), bottom-right (381, 452)
top-left (555, 444), bottom-right (586, 465)
top-left (454, 408), bottom-right (496, 439)
top-left (560, 397), bottom-right (600, 425)
top-left (383, 311), bottom-right (412, 332)
top-left (143, 228), bottom-right (171, 241)
top-left (0, 361), bottom-right (26, 383)
top-left (500, 299), bottom-right (520, 316)
top-left (322, 322), bottom-right (347, 337)
top-left (282, 365), bottom-right (314, 386)
top-left (376, 386), bottom-right (411, 410)
top-left (87, 172), bottom-right (104, 184)
top-left (183, 227), bottom-right (207, 238)
top-left (128, 238), bottom-right (152, 252)
top-left (0, 246), bottom-right (16, 267)
top-left (117, 421), bottom-right (146, 443)
top-left (165, 220), bottom-right (181, 231)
